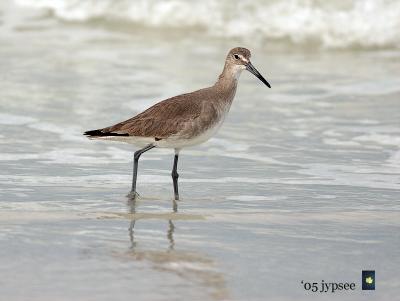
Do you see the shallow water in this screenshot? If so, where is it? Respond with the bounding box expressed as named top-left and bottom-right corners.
top-left (1, 1), bottom-right (400, 300)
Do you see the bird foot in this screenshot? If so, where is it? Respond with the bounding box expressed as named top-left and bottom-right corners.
top-left (127, 191), bottom-right (140, 200)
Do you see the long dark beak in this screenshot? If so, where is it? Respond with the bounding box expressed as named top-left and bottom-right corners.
top-left (246, 61), bottom-right (271, 88)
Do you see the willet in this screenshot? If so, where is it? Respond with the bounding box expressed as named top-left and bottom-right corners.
top-left (84, 47), bottom-right (270, 200)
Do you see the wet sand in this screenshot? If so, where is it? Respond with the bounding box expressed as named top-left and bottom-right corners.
top-left (1, 1), bottom-right (400, 300)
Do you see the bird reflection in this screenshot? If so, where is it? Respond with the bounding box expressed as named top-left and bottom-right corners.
top-left (123, 198), bottom-right (229, 300)
top-left (167, 220), bottom-right (175, 251)
top-left (128, 198), bottom-right (177, 251)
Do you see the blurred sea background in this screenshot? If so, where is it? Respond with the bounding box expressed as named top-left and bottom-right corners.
top-left (0, 0), bottom-right (399, 300)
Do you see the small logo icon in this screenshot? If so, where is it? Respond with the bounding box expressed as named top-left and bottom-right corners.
top-left (362, 270), bottom-right (375, 290)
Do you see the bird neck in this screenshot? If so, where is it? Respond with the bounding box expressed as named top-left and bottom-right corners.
top-left (215, 62), bottom-right (242, 91)
top-left (212, 62), bottom-right (241, 107)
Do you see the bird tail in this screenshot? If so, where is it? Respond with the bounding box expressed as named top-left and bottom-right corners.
top-left (84, 129), bottom-right (105, 137)
top-left (83, 129), bottom-right (129, 137)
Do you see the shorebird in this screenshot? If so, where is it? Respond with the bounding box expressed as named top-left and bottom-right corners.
top-left (84, 47), bottom-right (270, 200)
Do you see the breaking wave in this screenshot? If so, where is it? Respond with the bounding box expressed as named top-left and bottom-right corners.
top-left (15, 0), bottom-right (400, 49)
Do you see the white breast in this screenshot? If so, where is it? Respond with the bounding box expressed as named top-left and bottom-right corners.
top-left (156, 111), bottom-right (228, 149)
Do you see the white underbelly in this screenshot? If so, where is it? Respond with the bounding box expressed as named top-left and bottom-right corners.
top-left (90, 98), bottom-right (233, 150)
top-left (157, 120), bottom-right (224, 149)
top-left (89, 135), bottom-right (155, 147)
top-left (90, 117), bottom-right (226, 149)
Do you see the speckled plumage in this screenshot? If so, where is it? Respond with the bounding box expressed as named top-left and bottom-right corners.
top-left (84, 47), bottom-right (254, 149)
top-left (84, 47), bottom-right (270, 199)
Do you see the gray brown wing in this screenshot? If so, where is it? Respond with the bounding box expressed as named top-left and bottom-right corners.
top-left (88, 93), bottom-right (204, 139)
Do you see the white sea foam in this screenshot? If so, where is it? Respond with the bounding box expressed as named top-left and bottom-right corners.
top-left (323, 138), bottom-right (361, 147)
top-left (0, 113), bottom-right (36, 125)
top-left (14, 0), bottom-right (400, 49)
top-left (387, 150), bottom-right (400, 167)
top-left (28, 122), bottom-right (85, 142)
top-left (353, 133), bottom-right (400, 146)
top-left (226, 195), bottom-right (286, 201)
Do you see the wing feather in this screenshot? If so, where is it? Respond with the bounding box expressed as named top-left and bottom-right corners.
top-left (85, 91), bottom-right (205, 139)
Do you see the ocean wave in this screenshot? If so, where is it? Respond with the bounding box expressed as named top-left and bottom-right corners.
top-left (15, 0), bottom-right (400, 49)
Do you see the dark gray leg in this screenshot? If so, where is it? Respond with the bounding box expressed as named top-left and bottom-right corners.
top-left (172, 152), bottom-right (180, 200)
top-left (129, 143), bottom-right (155, 198)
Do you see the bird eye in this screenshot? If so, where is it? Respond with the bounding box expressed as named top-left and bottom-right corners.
top-left (234, 54), bottom-right (240, 60)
